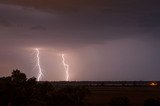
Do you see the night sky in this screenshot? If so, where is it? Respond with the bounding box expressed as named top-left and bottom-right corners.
top-left (0, 0), bottom-right (160, 81)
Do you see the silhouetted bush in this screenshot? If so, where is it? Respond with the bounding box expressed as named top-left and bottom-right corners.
top-left (0, 69), bottom-right (90, 106)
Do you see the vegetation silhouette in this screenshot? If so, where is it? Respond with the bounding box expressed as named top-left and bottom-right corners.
top-left (0, 69), bottom-right (160, 106)
top-left (0, 69), bottom-right (90, 106)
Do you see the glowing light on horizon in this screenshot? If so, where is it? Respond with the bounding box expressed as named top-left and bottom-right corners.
top-left (61, 54), bottom-right (69, 81)
top-left (149, 82), bottom-right (158, 87)
top-left (35, 48), bottom-right (43, 81)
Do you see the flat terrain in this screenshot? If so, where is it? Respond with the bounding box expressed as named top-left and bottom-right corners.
top-left (87, 87), bottom-right (160, 106)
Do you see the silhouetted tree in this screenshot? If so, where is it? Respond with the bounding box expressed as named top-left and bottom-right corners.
top-left (0, 69), bottom-right (90, 106)
top-left (11, 69), bottom-right (27, 83)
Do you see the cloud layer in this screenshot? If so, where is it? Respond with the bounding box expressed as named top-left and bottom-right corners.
top-left (0, 1), bottom-right (160, 80)
top-left (0, 0), bottom-right (160, 49)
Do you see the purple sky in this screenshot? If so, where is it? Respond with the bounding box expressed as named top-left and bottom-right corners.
top-left (0, 0), bottom-right (160, 81)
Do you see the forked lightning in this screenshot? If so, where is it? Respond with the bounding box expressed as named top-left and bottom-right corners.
top-left (35, 48), bottom-right (43, 81)
top-left (61, 54), bottom-right (69, 81)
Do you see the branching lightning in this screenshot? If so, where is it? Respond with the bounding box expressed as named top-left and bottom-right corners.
top-left (32, 48), bottom-right (69, 81)
top-left (61, 54), bottom-right (69, 81)
top-left (35, 48), bottom-right (43, 81)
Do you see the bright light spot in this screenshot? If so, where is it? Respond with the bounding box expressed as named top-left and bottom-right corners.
top-left (149, 82), bottom-right (158, 87)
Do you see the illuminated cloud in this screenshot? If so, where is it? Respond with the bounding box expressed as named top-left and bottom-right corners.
top-left (0, 0), bottom-right (160, 80)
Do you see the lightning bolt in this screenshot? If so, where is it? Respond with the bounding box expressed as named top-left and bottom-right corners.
top-left (61, 54), bottom-right (69, 81)
top-left (35, 48), bottom-right (43, 81)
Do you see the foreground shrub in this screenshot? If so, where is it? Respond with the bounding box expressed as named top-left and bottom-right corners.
top-left (0, 70), bottom-right (90, 106)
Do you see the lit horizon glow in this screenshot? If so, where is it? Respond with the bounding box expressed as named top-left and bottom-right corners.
top-left (61, 54), bottom-right (69, 81)
top-left (35, 48), bottom-right (43, 81)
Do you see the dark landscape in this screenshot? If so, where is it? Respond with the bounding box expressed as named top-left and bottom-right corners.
top-left (1, 70), bottom-right (160, 106)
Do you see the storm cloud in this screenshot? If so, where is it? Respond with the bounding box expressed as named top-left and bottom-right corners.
top-left (0, 0), bottom-right (160, 80)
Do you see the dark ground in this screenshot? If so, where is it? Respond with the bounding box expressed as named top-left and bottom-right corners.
top-left (87, 87), bottom-right (160, 106)
top-left (1, 70), bottom-right (160, 106)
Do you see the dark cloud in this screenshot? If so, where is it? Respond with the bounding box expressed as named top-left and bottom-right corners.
top-left (0, 1), bottom-right (160, 80)
top-left (0, 1), bottom-right (160, 49)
